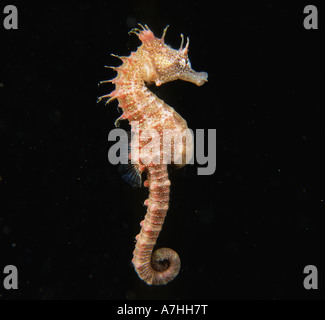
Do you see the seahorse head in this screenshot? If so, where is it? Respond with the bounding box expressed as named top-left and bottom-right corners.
top-left (133, 24), bottom-right (208, 87)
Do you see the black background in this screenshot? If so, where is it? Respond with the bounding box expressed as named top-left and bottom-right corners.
top-left (0, 1), bottom-right (324, 300)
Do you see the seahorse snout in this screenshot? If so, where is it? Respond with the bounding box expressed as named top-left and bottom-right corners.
top-left (179, 69), bottom-right (208, 86)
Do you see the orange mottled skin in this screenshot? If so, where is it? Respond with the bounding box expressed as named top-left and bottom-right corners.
top-left (99, 24), bottom-right (208, 285)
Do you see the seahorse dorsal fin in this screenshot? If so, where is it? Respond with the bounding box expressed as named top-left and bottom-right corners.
top-left (117, 131), bottom-right (142, 188)
top-left (118, 163), bottom-right (142, 188)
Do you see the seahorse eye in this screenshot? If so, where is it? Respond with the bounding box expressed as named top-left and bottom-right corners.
top-left (178, 57), bottom-right (192, 71)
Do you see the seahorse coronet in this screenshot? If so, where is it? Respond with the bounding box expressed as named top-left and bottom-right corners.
top-left (100, 24), bottom-right (208, 285)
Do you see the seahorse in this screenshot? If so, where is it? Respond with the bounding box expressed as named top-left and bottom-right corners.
top-left (98, 24), bottom-right (208, 285)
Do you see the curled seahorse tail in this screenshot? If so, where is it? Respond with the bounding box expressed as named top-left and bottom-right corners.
top-left (132, 164), bottom-right (181, 285)
top-left (151, 248), bottom-right (181, 285)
